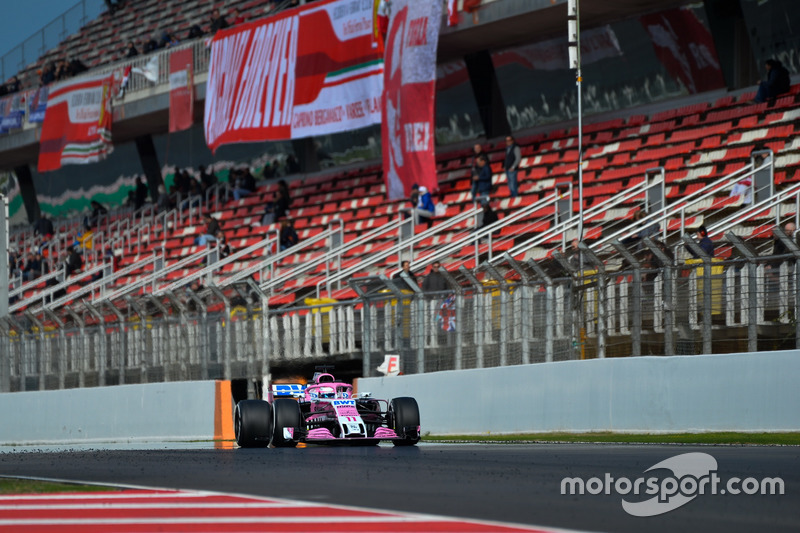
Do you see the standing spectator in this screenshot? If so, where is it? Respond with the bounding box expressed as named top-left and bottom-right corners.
top-left (279, 219), bottom-right (299, 251)
top-left (470, 143), bottom-right (484, 178)
top-left (755, 59), bottom-right (791, 104)
top-left (134, 176), bottom-right (148, 210)
top-left (87, 200), bottom-right (108, 228)
top-left (504, 135), bottom-right (522, 198)
top-left (471, 154), bottom-right (492, 200)
top-left (125, 41), bottom-right (139, 58)
top-left (275, 179), bottom-right (291, 220)
top-left (286, 154), bottom-right (301, 174)
top-left (393, 260), bottom-right (418, 290)
top-left (209, 8), bottom-right (229, 34)
top-left (216, 230), bottom-right (231, 259)
top-left (771, 221), bottom-right (797, 258)
top-left (689, 226), bottom-right (714, 258)
top-left (422, 261), bottom-right (448, 293)
top-left (157, 184), bottom-right (172, 212)
top-left (34, 214), bottom-right (54, 240)
top-left (478, 197), bottom-right (499, 233)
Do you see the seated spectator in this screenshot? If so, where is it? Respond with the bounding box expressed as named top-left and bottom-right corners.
top-left (65, 246), bottom-right (83, 277)
top-left (181, 179), bottom-right (203, 210)
top-left (755, 59), bottom-right (791, 104)
top-left (142, 36), bottom-right (159, 54)
top-left (157, 184), bottom-right (172, 212)
top-left (55, 59), bottom-right (70, 81)
top-left (195, 214), bottom-right (221, 246)
top-left (231, 168), bottom-right (256, 201)
top-left (125, 41), bottom-right (139, 58)
top-left (409, 185), bottom-right (435, 226)
top-left (69, 58), bottom-right (88, 76)
top-left (199, 165), bottom-right (217, 191)
top-left (22, 252), bottom-right (42, 281)
top-left (216, 230), bottom-right (231, 259)
top-left (209, 8), bottom-right (229, 34)
top-left (478, 198), bottom-right (499, 234)
top-left (770, 221), bottom-right (797, 260)
top-left (260, 198), bottom-right (277, 226)
top-left (279, 219), bottom-right (299, 251)
top-left (286, 154), bottom-right (301, 174)
top-left (159, 31), bottom-right (179, 49)
top-left (5, 76), bottom-right (20, 94)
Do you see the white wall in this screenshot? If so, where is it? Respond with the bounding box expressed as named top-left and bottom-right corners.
top-left (0, 381), bottom-right (218, 445)
top-left (357, 350), bottom-right (800, 434)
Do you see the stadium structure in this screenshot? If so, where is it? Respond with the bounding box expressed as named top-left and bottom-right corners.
top-left (0, 0), bottom-right (798, 401)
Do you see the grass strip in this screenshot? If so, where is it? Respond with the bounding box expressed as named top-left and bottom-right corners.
top-left (424, 432), bottom-right (800, 445)
top-left (0, 478), bottom-right (117, 494)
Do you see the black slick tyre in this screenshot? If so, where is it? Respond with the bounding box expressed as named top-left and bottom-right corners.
top-left (270, 398), bottom-right (302, 447)
top-left (234, 400), bottom-right (272, 448)
top-left (389, 397), bottom-right (420, 446)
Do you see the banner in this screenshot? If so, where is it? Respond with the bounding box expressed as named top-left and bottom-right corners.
top-left (640, 7), bottom-right (724, 94)
top-left (204, 0), bottom-right (384, 152)
top-left (382, 0), bottom-right (442, 200)
top-left (28, 86), bottom-right (48, 123)
top-left (169, 48), bottom-right (194, 132)
top-left (0, 92), bottom-right (26, 132)
top-left (37, 73), bottom-right (114, 173)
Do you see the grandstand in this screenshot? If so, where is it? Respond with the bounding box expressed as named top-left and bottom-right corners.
top-left (1, 0), bottom-right (799, 393)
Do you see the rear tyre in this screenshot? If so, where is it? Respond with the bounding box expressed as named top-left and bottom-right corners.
top-left (270, 399), bottom-right (302, 448)
top-left (234, 400), bottom-right (272, 448)
top-left (389, 397), bottom-right (420, 446)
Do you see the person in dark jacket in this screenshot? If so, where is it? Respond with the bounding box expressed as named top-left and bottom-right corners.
top-left (504, 135), bottom-right (522, 198)
top-left (755, 59), bottom-right (791, 103)
top-left (471, 154), bottom-right (492, 200)
top-left (279, 219), bottom-right (299, 251)
top-left (422, 261), bottom-right (449, 293)
top-left (689, 225), bottom-right (714, 258)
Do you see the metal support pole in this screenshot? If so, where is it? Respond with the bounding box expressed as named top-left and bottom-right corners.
top-left (682, 234), bottom-right (712, 355)
top-left (578, 243), bottom-right (605, 358)
top-left (644, 238), bottom-right (674, 355)
top-left (483, 263), bottom-right (509, 366)
top-left (504, 254), bottom-right (531, 364)
top-left (611, 240), bottom-right (641, 357)
top-left (773, 227), bottom-right (800, 348)
top-left (727, 234), bottom-right (759, 352)
top-left (527, 258), bottom-right (555, 363)
top-left (64, 307), bottom-right (86, 388)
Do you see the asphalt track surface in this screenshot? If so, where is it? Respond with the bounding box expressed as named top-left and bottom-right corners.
top-left (0, 442), bottom-right (798, 533)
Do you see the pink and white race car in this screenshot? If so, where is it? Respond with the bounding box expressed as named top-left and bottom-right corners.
top-left (234, 368), bottom-right (421, 447)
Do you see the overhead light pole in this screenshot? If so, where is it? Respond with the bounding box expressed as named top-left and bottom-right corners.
top-left (567, 0), bottom-right (583, 241)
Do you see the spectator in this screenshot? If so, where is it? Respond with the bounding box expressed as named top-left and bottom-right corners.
top-left (567, 238), bottom-right (582, 270)
top-left (33, 214), bottom-right (54, 239)
top-left (410, 185), bottom-right (435, 226)
top-left (195, 214), bottom-right (221, 246)
top-left (134, 176), bottom-right (148, 210)
top-left (65, 246), bottom-right (83, 277)
top-left (216, 230), bottom-right (231, 259)
top-left (159, 31), bottom-right (179, 49)
top-left (5, 76), bottom-right (20, 94)
top-left (68, 58), bottom-right (88, 76)
top-left (504, 135), bottom-right (522, 198)
top-left (231, 168), bottom-right (256, 201)
top-left (231, 8), bottom-right (245, 25)
top-left (279, 219), bottom-right (299, 251)
top-left (87, 200), bottom-right (108, 228)
top-left (393, 260), bottom-right (418, 291)
top-left (187, 24), bottom-right (204, 40)
top-left (755, 59), bottom-right (791, 104)
top-left (22, 252), bottom-right (41, 281)
top-left (422, 260), bottom-right (448, 293)
top-left (471, 154), bottom-right (492, 200)
top-left (125, 41), bottom-right (139, 58)
top-left (209, 8), bottom-right (229, 34)
top-left (260, 198), bottom-right (277, 226)
top-left (771, 221), bottom-right (797, 258)
top-left (478, 197), bottom-right (499, 234)
top-left (689, 225), bottom-right (714, 258)
top-left (286, 154), bottom-right (301, 174)
top-left (275, 179), bottom-right (291, 220)
top-left (198, 165), bottom-right (217, 190)
top-left (142, 35), bottom-right (159, 54)
top-left (157, 185), bottom-right (172, 212)
top-left (470, 143), bottom-right (484, 176)
top-left (181, 179), bottom-right (203, 210)
top-left (40, 62), bottom-right (56, 86)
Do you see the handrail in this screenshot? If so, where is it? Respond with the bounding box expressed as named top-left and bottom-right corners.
top-left (315, 206), bottom-right (481, 298)
top-left (9, 264), bottom-right (105, 314)
top-left (8, 266), bottom-right (65, 300)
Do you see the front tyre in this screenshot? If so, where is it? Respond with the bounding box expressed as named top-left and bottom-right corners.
top-left (389, 397), bottom-right (420, 446)
top-left (234, 400), bottom-right (272, 448)
top-left (270, 398), bottom-right (302, 448)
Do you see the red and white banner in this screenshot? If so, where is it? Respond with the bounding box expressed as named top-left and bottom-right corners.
top-left (169, 48), bottom-right (194, 133)
top-left (640, 7), bottom-right (724, 94)
top-left (382, 0), bottom-right (443, 200)
top-left (447, 0), bottom-right (459, 26)
top-left (38, 73), bottom-right (113, 173)
top-left (204, 0), bottom-right (384, 152)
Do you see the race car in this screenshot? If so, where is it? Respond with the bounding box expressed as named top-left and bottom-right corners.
top-left (234, 368), bottom-right (420, 447)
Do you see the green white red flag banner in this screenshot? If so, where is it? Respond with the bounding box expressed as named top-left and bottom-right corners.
top-left (204, 0), bottom-right (384, 152)
top-left (382, 0), bottom-right (442, 200)
top-left (37, 73), bottom-right (114, 172)
top-left (169, 48), bottom-right (195, 133)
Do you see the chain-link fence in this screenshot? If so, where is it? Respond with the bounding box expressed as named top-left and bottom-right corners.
top-left (1, 254), bottom-right (798, 393)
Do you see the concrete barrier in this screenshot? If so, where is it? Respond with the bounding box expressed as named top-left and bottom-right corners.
top-left (357, 350), bottom-right (800, 434)
top-left (0, 381), bottom-right (234, 445)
